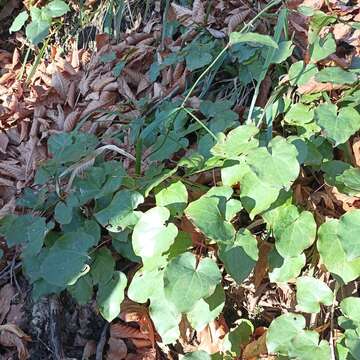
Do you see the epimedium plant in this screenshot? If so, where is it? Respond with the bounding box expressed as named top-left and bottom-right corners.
top-left (1, 4), bottom-right (360, 360)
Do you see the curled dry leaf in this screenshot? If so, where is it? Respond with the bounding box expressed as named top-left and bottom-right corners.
top-left (0, 132), bottom-right (9, 153)
top-left (107, 337), bottom-right (127, 360)
top-left (52, 72), bottom-right (70, 100)
top-left (297, 76), bottom-right (347, 94)
top-left (197, 317), bottom-right (228, 354)
top-left (82, 339), bottom-right (97, 360)
top-left (227, 9), bottom-right (251, 33)
top-left (110, 323), bottom-right (150, 341)
top-left (0, 284), bottom-right (16, 324)
top-left (64, 110), bottom-right (82, 132)
top-left (352, 137), bottom-right (360, 167)
top-left (192, 0), bottom-right (205, 24)
top-left (0, 324), bottom-right (31, 360)
top-left (243, 331), bottom-right (268, 360)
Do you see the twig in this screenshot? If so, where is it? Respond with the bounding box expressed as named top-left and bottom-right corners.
top-left (96, 323), bottom-right (109, 360)
top-left (49, 295), bottom-right (65, 360)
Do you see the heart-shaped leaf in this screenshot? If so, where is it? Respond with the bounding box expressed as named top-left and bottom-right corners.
top-left (318, 216), bottom-right (360, 284)
top-left (97, 271), bottom-right (127, 322)
top-left (185, 189), bottom-right (235, 243)
top-left (219, 229), bottom-right (258, 283)
top-left (155, 181), bottom-right (188, 216)
top-left (164, 252), bottom-right (222, 313)
top-left (315, 104), bottom-right (360, 146)
top-left (95, 190), bottom-right (144, 232)
top-left (132, 207), bottom-right (178, 269)
top-left (266, 313), bottom-right (305, 354)
top-left (296, 276), bottom-right (333, 313)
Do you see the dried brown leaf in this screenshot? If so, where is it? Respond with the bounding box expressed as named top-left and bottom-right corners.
top-left (192, 0), bottom-right (205, 24)
top-left (107, 337), bottom-right (127, 360)
top-left (67, 81), bottom-right (77, 108)
top-left (0, 133), bottom-right (9, 153)
top-left (110, 323), bottom-right (150, 340)
top-left (297, 76), bottom-right (346, 94)
top-left (0, 324), bottom-right (31, 360)
top-left (91, 75), bottom-right (116, 92)
top-left (0, 284), bottom-right (16, 324)
top-left (52, 72), bottom-right (70, 100)
top-left (243, 332), bottom-right (268, 359)
top-left (227, 9), bottom-right (251, 33)
top-left (82, 339), bottom-right (97, 360)
top-left (352, 137), bottom-right (360, 166)
top-left (170, 3), bottom-right (193, 27)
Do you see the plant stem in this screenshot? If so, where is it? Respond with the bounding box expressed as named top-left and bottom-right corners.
top-left (330, 282), bottom-right (340, 360)
top-left (181, 43), bottom-right (230, 107)
top-left (183, 107), bottom-right (217, 141)
top-left (18, 47), bottom-right (31, 80)
top-left (135, 138), bottom-right (142, 175)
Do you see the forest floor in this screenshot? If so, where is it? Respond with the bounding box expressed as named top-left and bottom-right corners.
top-left (0, 0), bottom-right (360, 359)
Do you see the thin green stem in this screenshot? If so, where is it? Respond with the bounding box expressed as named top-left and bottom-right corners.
top-left (135, 138), bottom-right (142, 175)
top-left (26, 38), bottom-right (49, 84)
top-left (240, 0), bottom-right (283, 34)
top-left (18, 47), bottom-right (31, 80)
top-left (183, 108), bottom-right (217, 141)
top-left (181, 43), bottom-right (230, 107)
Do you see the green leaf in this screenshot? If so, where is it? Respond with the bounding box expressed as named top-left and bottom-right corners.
top-left (94, 190), bottom-right (144, 232)
top-left (211, 125), bottom-right (259, 158)
top-left (0, 215), bottom-right (48, 257)
top-left (25, 20), bottom-right (50, 45)
top-left (45, 0), bottom-right (70, 17)
top-left (10, 11), bottom-right (29, 33)
top-left (268, 40), bottom-right (295, 64)
top-left (222, 319), bottom-right (254, 356)
top-left (289, 61), bottom-right (318, 86)
top-left (90, 248), bottom-right (115, 285)
top-left (337, 168), bottom-right (360, 194)
top-left (128, 269), bottom-right (181, 344)
top-left (266, 313), bottom-right (306, 354)
top-left (164, 252), bottom-right (222, 313)
top-left (155, 181), bottom-right (188, 216)
top-left (289, 330), bottom-right (331, 360)
top-left (284, 103), bottom-right (314, 125)
top-left (317, 218), bottom-right (360, 284)
top-left (219, 229), bottom-right (258, 284)
top-left (54, 202), bottom-right (73, 224)
top-left (344, 330), bottom-right (360, 360)
top-left (269, 251), bottom-right (306, 283)
top-left (315, 67), bottom-right (358, 84)
top-left (97, 271), bottom-right (127, 322)
top-left (187, 284), bottom-right (225, 332)
top-left (132, 207), bottom-right (178, 269)
top-left (68, 276), bottom-right (93, 305)
top-left (40, 231), bottom-right (95, 286)
top-left (48, 132), bottom-right (98, 164)
top-left (341, 297), bottom-right (360, 323)
top-left (315, 104), bottom-right (360, 146)
top-left (310, 33), bottom-right (336, 62)
top-left (185, 189), bottom-right (235, 243)
top-left (184, 351), bottom-right (211, 360)
top-left (223, 136), bottom-right (299, 217)
top-left (296, 276), bottom-right (333, 313)
top-left (186, 51), bottom-right (213, 71)
top-left (230, 32), bottom-right (278, 48)
top-left (274, 208), bottom-right (317, 258)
